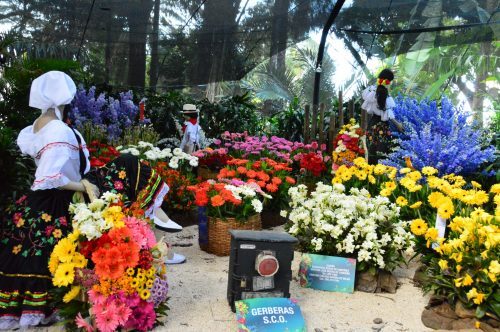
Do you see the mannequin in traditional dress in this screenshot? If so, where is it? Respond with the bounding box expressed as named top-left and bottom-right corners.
top-left (361, 69), bottom-right (403, 164)
top-left (179, 104), bottom-right (202, 154)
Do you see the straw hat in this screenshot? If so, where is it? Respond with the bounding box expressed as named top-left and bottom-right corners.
top-left (182, 104), bottom-right (199, 114)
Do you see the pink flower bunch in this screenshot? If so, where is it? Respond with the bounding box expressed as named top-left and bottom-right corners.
top-left (87, 290), bottom-right (155, 332)
top-left (215, 132), bottom-right (327, 164)
top-left (124, 216), bottom-right (157, 249)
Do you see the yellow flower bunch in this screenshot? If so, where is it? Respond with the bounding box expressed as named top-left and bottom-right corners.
top-left (102, 205), bottom-right (125, 228)
top-left (49, 232), bottom-right (87, 288)
top-left (128, 267), bottom-right (156, 300)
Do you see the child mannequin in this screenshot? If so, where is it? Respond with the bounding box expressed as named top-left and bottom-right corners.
top-left (179, 104), bottom-right (201, 154)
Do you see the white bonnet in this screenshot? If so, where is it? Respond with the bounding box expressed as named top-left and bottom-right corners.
top-left (29, 71), bottom-right (76, 111)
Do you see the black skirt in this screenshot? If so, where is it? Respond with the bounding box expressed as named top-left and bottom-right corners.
top-left (0, 189), bottom-right (74, 329)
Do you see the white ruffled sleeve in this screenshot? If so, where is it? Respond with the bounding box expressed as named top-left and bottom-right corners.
top-left (385, 96), bottom-right (396, 120)
top-left (32, 144), bottom-right (76, 190)
top-left (361, 86), bottom-right (376, 102)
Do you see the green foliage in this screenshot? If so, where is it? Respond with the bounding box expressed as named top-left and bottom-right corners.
top-left (0, 56), bottom-right (86, 131)
top-left (269, 97), bottom-right (304, 141)
top-left (199, 92), bottom-right (262, 138)
top-left (0, 126), bottom-right (34, 210)
top-left (146, 91), bottom-right (189, 140)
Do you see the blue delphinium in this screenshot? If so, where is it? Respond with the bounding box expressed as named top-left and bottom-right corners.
top-left (382, 97), bottom-right (496, 176)
top-left (70, 87), bottom-right (139, 142)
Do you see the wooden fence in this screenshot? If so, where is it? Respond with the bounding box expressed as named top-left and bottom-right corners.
top-left (304, 91), bottom-right (367, 152)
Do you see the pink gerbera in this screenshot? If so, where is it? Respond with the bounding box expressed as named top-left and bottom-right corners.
top-left (94, 302), bottom-right (121, 332)
top-left (75, 313), bottom-right (95, 332)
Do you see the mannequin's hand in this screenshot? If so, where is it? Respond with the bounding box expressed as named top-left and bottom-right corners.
top-left (81, 179), bottom-right (100, 201)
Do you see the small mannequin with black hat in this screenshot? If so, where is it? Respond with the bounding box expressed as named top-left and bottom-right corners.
top-left (180, 104), bottom-right (202, 154)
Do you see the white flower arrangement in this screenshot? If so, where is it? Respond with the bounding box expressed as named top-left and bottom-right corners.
top-left (69, 192), bottom-right (121, 240)
top-left (283, 182), bottom-right (414, 271)
top-left (117, 141), bottom-right (198, 170)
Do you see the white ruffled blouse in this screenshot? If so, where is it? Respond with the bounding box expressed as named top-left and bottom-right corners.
top-left (361, 85), bottom-right (396, 121)
top-left (180, 121), bottom-right (201, 149)
top-left (17, 120), bottom-right (90, 191)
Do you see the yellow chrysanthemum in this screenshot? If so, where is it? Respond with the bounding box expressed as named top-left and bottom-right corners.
top-left (52, 238), bottom-right (76, 263)
top-left (422, 166), bottom-right (438, 176)
top-left (126, 267), bottom-right (135, 276)
top-left (146, 279), bottom-right (154, 288)
top-left (48, 256), bottom-right (59, 275)
top-left (471, 181), bottom-right (482, 189)
top-left (400, 167), bottom-right (411, 174)
top-left (409, 201), bottom-right (422, 209)
top-left (428, 192), bottom-right (445, 208)
top-left (139, 289), bottom-right (151, 300)
top-left (462, 274), bottom-right (473, 286)
top-left (355, 170), bottom-right (367, 180)
top-left (71, 252), bottom-right (88, 269)
top-left (425, 228), bottom-right (439, 241)
top-left (63, 285), bottom-right (81, 303)
top-left (490, 184), bottom-right (500, 194)
top-left (53, 263), bottom-right (76, 287)
top-left (67, 230), bottom-right (81, 243)
top-left (400, 177), bottom-right (416, 190)
top-left (380, 189), bottom-right (391, 197)
top-left (407, 171), bottom-right (422, 182)
top-left (373, 164), bottom-right (386, 175)
top-left (438, 260), bottom-right (448, 270)
top-left (396, 196), bottom-right (408, 207)
top-left (437, 198), bottom-right (455, 219)
top-left (130, 278), bottom-right (139, 288)
top-left (147, 268), bottom-right (155, 278)
top-left (489, 260), bottom-right (500, 275)
top-left (368, 175), bottom-right (376, 184)
top-left (410, 219), bottom-right (428, 236)
top-left (384, 181), bottom-right (397, 191)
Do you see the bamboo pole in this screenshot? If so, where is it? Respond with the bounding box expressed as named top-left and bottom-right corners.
top-left (338, 91), bottom-right (344, 129)
top-left (311, 104), bottom-right (318, 142)
top-left (318, 103), bottom-right (325, 145)
top-left (328, 109), bottom-right (336, 153)
top-left (348, 99), bottom-right (354, 121)
top-left (304, 104), bottom-right (310, 143)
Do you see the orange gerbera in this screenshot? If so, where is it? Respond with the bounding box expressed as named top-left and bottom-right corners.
top-left (108, 227), bottom-right (133, 244)
top-left (271, 177), bottom-right (282, 185)
top-left (237, 166), bottom-right (247, 174)
top-left (257, 181), bottom-right (266, 188)
top-left (194, 190), bottom-right (209, 206)
top-left (227, 170), bottom-right (237, 178)
top-left (214, 183), bottom-right (226, 191)
top-left (217, 168), bottom-right (228, 179)
top-left (256, 172), bottom-right (270, 182)
top-left (285, 176), bottom-right (296, 185)
top-left (266, 183), bottom-right (279, 193)
top-left (246, 170), bottom-right (257, 178)
top-left (211, 195), bottom-right (225, 207)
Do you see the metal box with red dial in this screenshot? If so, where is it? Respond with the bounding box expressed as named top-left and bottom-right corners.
top-left (227, 230), bottom-right (298, 312)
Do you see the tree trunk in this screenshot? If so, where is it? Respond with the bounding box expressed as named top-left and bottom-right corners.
top-left (127, 0), bottom-right (153, 89)
top-left (149, 0), bottom-right (161, 90)
top-left (471, 42), bottom-right (491, 127)
top-left (270, 0), bottom-right (290, 74)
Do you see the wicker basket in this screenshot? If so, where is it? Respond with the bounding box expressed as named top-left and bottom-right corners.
top-left (198, 166), bottom-right (219, 180)
top-left (206, 214), bottom-right (262, 256)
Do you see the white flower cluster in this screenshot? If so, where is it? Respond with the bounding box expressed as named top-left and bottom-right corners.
top-left (213, 181), bottom-right (270, 214)
top-left (117, 141), bottom-right (199, 169)
top-left (283, 182), bottom-right (414, 270)
top-left (335, 123), bottom-right (362, 153)
top-left (69, 192), bottom-right (121, 240)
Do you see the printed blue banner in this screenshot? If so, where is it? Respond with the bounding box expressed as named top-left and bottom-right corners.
top-left (235, 297), bottom-right (305, 332)
top-left (298, 253), bottom-right (356, 293)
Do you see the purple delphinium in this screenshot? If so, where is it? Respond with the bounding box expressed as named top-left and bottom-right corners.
top-left (70, 86), bottom-right (139, 142)
top-left (383, 97), bottom-right (495, 176)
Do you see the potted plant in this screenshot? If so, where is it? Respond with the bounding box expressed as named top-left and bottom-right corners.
top-left (193, 147), bottom-right (231, 180)
top-left (188, 181), bottom-right (270, 256)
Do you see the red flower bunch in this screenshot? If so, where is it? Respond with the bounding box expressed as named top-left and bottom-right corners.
top-left (88, 140), bottom-right (120, 168)
top-left (153, 163), bottom-right (196, 211)
top-left (187, 181), bottom-right (266, 219)
top-left (217, 158), bottom-right (296, 210)
top-left (193, 148), bottom-right (231, 171)
top-left (299, 153), bottom-right (327, 177)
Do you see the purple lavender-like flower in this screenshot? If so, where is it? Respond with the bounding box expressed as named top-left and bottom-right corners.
top-left (149, 277), bottom-right (169, 307)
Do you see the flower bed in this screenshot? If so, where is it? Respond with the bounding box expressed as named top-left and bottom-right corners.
top-left (283, 183), bottom-right (414, 273)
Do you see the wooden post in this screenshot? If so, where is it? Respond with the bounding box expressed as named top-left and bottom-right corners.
top-left (328, 110), bottom-right (336, 153)
top-left (304, 104), bottom-right (310, 143)
top-left (361, 108), bottom-right (367, 131)
top-left (348, 99), bottom-right (354, 121)
top-left (338, 91), bottom-right (344, 129)
top-left (318, 103), bottom-right (325, 145)
top-left (311, 105), bottom-right (318, 142)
